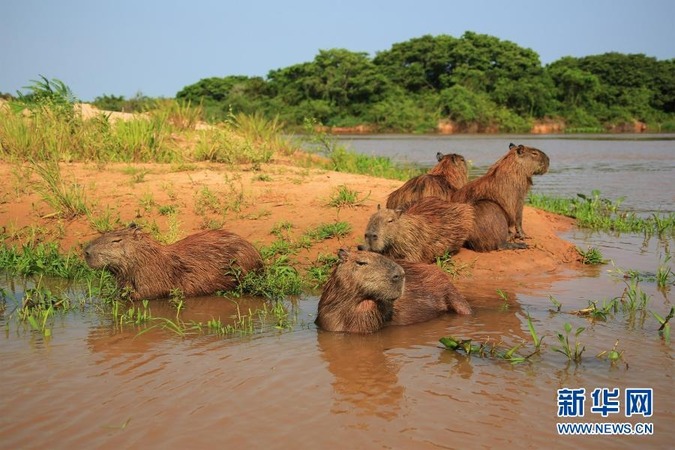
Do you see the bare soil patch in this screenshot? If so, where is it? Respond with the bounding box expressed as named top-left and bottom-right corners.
top-left (0, 160), bottom-right (581, 292)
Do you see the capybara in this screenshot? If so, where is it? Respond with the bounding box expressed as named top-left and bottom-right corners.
top-left (386, 152), bottom-right (468, 211)
top-left (316, 249), bottom-right (471, 334)
top-left (359, 197), bottom-right (475, 263)
top-left (465, 200), bottom-right (527, 252)
top-left (83, 226), bottom-right (264, 300)
top-left (451, 143), bottom-right (549, 239)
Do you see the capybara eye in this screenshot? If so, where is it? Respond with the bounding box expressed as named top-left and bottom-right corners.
top-left (355, 260), bottom-right (368, 266)
top-left (387, 218), bottom-right (394, 223)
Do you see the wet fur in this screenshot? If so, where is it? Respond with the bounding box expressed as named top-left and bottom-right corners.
top-left (386, 152), bottom-right (468, 211)
top-left (361, 197), bottom-right (474, 263)
top-left (451, 143), bottom-right (549, 239)
top-left (84, 227), bottom-right (263, 300)
top-left (316, 249), bottom-right (471, 334)
top-left (465, 200), bottom-right (526, 252)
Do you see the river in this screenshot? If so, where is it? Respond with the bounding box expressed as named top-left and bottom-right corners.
top-left (1, 135), bottom-right (673, 449)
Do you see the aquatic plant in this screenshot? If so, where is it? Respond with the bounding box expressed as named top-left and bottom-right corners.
top-left (576, 246), bottom-right (607, 265)
top-left (596, 340), bottom-right (625, 366)
top-left (571, 298), bottom-right (619, 321)
top-left (552, 322), bottom-right (586, 363)
top-left (439, 312), bottom-right (542, 365)
top-left (651, 307), bottom-right (673, 343)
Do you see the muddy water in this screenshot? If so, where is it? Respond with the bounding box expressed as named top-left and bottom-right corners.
top-left (1, 136), bottom-right (674, 449)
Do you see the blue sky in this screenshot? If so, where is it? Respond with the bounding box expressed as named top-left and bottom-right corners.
top-left (2, 0), bottom-right (674, 101)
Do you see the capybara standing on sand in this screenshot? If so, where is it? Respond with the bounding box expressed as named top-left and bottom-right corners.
top-left (84, 226), bottom-right (264, 300)
top-left (316, 249), bottom-right (471, 333)
top-left (359, 197), bottom-right (475, 263)
top-left (451, 143), bottom-right (549, 240)
top-left (386, 152), bottom-right (468, 210)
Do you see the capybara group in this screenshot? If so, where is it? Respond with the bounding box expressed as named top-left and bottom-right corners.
top-left (451, 143), bottom-right (549, 239)
top-left (386, 152), bottom-right (468, 211)
top-left (84, 226), bottom-right (263, 300)
top-left (316, 249), bottom-right (471, 334)
top-left (359, 197), bottom-right (475, 262)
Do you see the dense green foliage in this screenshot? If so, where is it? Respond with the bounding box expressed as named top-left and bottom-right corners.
top-left (176, 33), bottom-right (675, 132)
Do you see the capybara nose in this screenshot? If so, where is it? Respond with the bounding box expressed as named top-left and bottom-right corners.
top-left (365, 232), bottom-right (377, 241)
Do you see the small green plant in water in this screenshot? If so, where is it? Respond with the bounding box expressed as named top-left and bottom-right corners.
top-left (577, 246), bottom-right (607, 265)
top-left (572, 298), bottom-right (618, 321)
top-left (656, 254), bottom-right (673, 288)
top-left (596, 340), bottom-right (625, 366)
top-left (651, 306), bottom-right (673, 343)
top-left (549, 295), bottom-right (563, 312)
top-left (552, 322), bottom-right (586, 363)
top-left (497, 289), bottom-right (510, 310)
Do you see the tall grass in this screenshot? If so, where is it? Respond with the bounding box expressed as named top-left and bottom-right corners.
top-left (300, 117), bottom-right (422, 180)
top-left (30, 158), bottom-right (89, 219)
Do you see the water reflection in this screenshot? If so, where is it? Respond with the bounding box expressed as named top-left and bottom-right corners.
top-left (317, 330), bottom-right (404, 420)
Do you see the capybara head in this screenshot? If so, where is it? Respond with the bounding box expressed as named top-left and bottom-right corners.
top-left (360, 205), bottom-right (402, 254)
top-left (316, 249), bottom-right (406, 333)
top-left (83, 226), bottom-right (145, 273)
top-left (429, 152), bottom-right (469, 186)
top-left (508, 143), bottom-right (549, 176)
top-left (332, 248), bottom-right (405, 301)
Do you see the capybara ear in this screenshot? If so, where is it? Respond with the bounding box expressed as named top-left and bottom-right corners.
top-left (509, 142), bottom-right (516, 150)
top-left (132, 227), bottom-right (143, 239)
top-left (337, 248), bottom-right (350, 262)
top-left (377, 204), bottom-right (381, 211)
top-left (394, 208), bottom-right (404, 218)
top-left (128, 222), bottom-right (139, 229)
top-left (516, 144), bottom-right (525, 155)
top-left (436, 152), bottom-right (444, 162)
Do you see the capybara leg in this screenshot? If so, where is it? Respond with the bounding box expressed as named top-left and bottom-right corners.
top-left (500, 241), bottom-right (528, 250)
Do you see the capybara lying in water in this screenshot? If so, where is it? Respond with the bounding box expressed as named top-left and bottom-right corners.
top-left (84, 226), bottom-right (264, 300)
top-left (316, 249), bottom-right (471, 333)
top-left (359, 197), bottom-right (474, 263)
top-left (451, 143), bottom-right (549, 239)
top-left (386, 152), bottom-right (468, 211)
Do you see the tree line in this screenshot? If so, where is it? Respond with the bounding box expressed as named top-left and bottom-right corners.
top-left (111, 32), bottom-right (675, 133)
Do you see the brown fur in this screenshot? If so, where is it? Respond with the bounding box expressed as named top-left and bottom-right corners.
top-left (451, 143), bottom-right (549, 239)
top-left (316, 249), bottom-right (471, 334)
top-left (83, 226), bottom-right (263, 300)
top-left (359, 197), bottom-right (474, 263)
top-left (386, 152), bottom-right (468, 210)
top-left (465, 200), bottom-right (526, 252)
